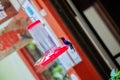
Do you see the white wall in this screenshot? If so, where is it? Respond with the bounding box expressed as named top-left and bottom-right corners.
top-left (0, 52), bottom-right (35, 80)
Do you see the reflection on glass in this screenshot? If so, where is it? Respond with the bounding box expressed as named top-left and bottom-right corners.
top-left (42, 62), bottom-right (70, 80)
top-left (25, 42), bottom-right (43, 62)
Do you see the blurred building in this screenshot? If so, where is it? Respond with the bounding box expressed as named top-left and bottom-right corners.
top-left (0, 0), bottom-right (119, 80)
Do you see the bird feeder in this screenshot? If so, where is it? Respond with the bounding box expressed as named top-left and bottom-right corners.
top-left (27, 20), bottom-right (68, 67)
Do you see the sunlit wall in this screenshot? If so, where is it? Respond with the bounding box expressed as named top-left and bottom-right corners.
top-left (0, 52), bottom-right (35, 80)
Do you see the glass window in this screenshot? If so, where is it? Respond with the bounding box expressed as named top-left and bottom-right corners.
top-left (25, 42), bottom-right (43, 62)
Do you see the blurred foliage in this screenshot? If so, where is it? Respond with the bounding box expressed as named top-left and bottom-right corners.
top-left (110, 69), bottom-right (120, 80)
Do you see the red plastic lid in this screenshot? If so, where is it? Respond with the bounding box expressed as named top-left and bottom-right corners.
top-left (27, 20), bottom-right (41, 30)
top-left (34, 45), bottom-right (68, 67)
top-left (40, 45), bottom-right (68, 66)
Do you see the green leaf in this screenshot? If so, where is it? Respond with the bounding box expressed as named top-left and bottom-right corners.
top-left (27, 42), bottom-right (36, 50)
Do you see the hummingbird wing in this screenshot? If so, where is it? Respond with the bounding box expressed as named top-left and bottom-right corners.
top-left (67, 41), bottom-right (75, 51)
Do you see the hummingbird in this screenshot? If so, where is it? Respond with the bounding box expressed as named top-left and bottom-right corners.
top-left (59, 37), bottom-right (75, 51)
